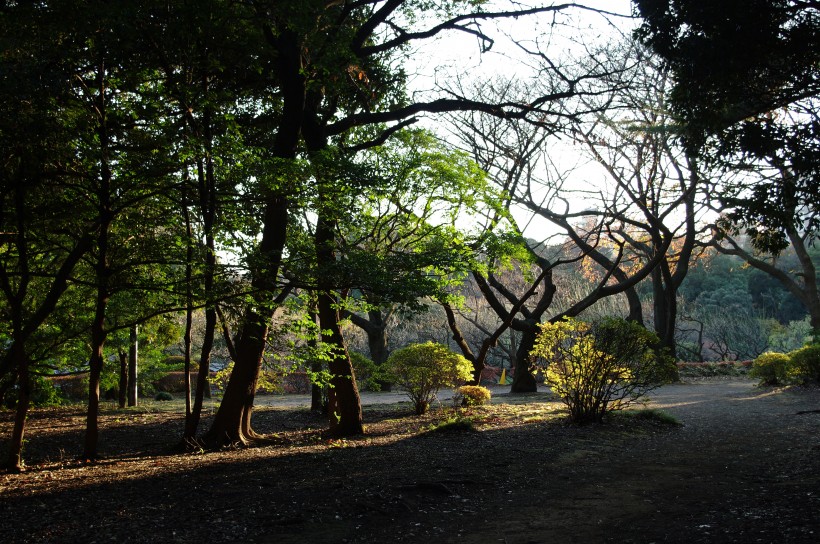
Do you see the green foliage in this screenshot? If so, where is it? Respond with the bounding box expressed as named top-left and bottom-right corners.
top-left (787, 345), bottom-right (820, 384)
top-left (208, 362), bottom-right (282, 396)
top-left (3, 375), bottom-right (65, 409)
top-left (384, 342), bottom-right (473, 415)
top-left (453, 385), bottom-right (491, 407)
top-left (531, 317), bottom-right (675, 424)
top-left (768, 317), bottom-right (814, 353)
top-left (154, 391), bottom-right (174, 401)
top-left (635, 0), bottom-right (820, 252)
top-left (750, 352), bottom-right (791, 386)
top-left (349, 352), bottom-right (382, 392)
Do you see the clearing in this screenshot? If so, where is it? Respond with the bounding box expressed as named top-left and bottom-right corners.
top-left (1, 379), bottom-right (819, 543)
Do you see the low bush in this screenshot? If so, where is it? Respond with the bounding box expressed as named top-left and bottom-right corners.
top-left (750, 352), bottom-right (791, 385)
top-left (531, 317), bottom-right (675, 424)
top-left (453, 385), bottom-right (491, 407)
top-left (154, 391), bottom-right (174, 401)
top-left (384, 342), bottom-right (473, 415)
top-left (349, 352), bottom-right (382, 392)
top-left (788, 344), bottom-right (820, 384)
top-left (425, 414), bottom-right (476, 433)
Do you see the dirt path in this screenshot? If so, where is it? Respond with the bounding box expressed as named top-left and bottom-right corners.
top-left (1, 380), bottom-right (819, 543)
top-left (475, 380), bottom-right (820, 544)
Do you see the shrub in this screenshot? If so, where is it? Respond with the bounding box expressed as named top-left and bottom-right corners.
top-left (531, 317), bottom-right (675, 424)
top-left (349, 352), bottom-right (382, 392)
top-left (384, 342), bottom-right (473, 415)
top-left (788, 344), bottom-right (820, 384)
top-left (4, 375), bottom-right (65, 408)
top-left (453, 385), bottom-right (491, 407)
top-left (750, 352), bottom-right (791, 385)
top-left (154, 391), bottom-right (174, 401)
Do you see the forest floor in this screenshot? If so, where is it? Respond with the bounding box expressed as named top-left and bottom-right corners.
top-left (1, 378), bottom-right (819, 543)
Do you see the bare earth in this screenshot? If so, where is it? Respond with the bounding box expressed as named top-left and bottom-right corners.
top-left (1, 379), bottom-right (819, 543)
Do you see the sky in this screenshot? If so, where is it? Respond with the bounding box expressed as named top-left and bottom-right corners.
top-left (401, 1), bottom-right (640, 241)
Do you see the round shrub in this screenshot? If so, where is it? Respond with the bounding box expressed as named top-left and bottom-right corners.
top-left (384, 342), bottom-right (473, 415)
top-left (454, 385), bottom-right (491, 407)
top-left (154, 391), bottom-right (174, 401)
top-left (531, 317), bottom-right (675, 424)
top-left (750, 352), bottom-right (791, 385)
top-left (787, 344), bottom-right (820, 384)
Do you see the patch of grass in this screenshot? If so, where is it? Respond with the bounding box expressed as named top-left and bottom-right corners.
top-left (616, 408), bottom-right (681, 426)
top-left (424, 414), bottom-right (476, 433)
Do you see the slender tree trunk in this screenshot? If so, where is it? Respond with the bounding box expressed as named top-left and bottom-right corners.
top-left (182, 177), bottom-right (194, 417)
top-left (307, 309), bottom-right (326, 412)
top-left (6, 341), bottom-right (30, 472)
top-left (118, 350), bottom-right (127, 408)
top-left (186, 124), bottom-right (218, 440)
top-left (127, 325), bottom-right (138, 406)
top-left (83, 53), bottom-right (113, 461)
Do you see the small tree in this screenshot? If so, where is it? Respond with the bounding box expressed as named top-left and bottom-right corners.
top-left (532, 317), bottom-right (675, 424)
top-left (384, 342), bottom-right (473, 415)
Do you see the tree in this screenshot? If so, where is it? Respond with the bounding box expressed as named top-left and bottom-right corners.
top-left (207, 0), bottom-right (621, 444)
top-left (635, 0), bottom-right (820, 253)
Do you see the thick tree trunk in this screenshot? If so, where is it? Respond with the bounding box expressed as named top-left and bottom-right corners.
top-left (204, 26), bottom-right (302, 447)
top-left (366, 310), bottom-right (389, 365)
top-left (510, 323), bottom-right (538, 393)
top-left (205, 317), bottom-right (268, 445)
top-left (127, 325), bottom-right (138, 407)
top-left (319, 291), bottom-right (364, 436)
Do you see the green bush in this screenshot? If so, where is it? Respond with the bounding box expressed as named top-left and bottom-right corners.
top-left (349, 352), bottom-right (382, 392)
top-left (453, 385), bottom-right (491, 407)
top-left (750, 352), bottom-right (791, 385)
top-left (531, 317), bottom-right (675, 424)
top-left (788, 344), bottom-right (820, 384)
top-left (154, 391), bottom-right (174, 401)
top-left (384, 342), bottom-right (473, 415)
top-left (3, 375), bottom-right (65, 408)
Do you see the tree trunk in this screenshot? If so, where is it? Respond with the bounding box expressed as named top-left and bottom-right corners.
top-left (83, 53), bottom-right (113, 461)
top-left (5, 342), bottom-right (30, 472)
top-left (185, 134), bottom-right (217, 440)
top-left (186, 305), bottom-right (215, 439)
top-left (127, 325), bottom-right (138, 407)
top-left (204, 26), bottom-right (302, 447)
top-left (84, 288), bottom-right (109, 460)
top-left (319, 291), bottom-right (364, 436)
top-left (510, 323), bottom-right (538, 393)
top-left (118, 350), bottom-right (127, 409)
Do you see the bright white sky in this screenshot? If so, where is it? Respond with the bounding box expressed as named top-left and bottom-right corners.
top-left (403, 1), bottom-right (638, 241)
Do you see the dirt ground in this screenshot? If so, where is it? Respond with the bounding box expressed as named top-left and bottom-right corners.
top-left (1, 379), bottom-right (819, 543)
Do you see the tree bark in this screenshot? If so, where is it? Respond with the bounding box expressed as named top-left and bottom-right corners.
top-left (127, 325), bottom-right (138, 406)
top-left (118, 350), bottom-right (127, 409)
top-left (6, 342), bottom-right (30, 472)
top-left (203, 26), bottom-right (303, 446)
top-left (319, 291), bottom-right (364, 436)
